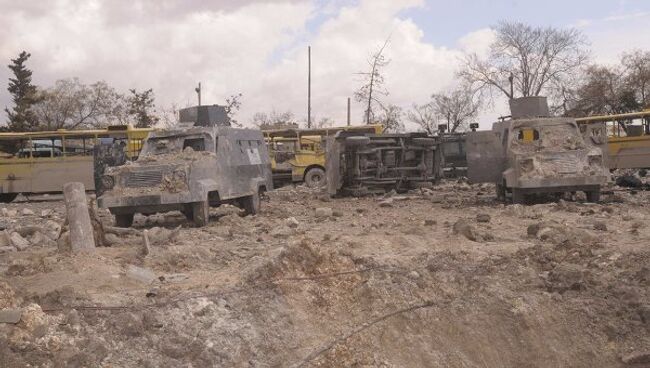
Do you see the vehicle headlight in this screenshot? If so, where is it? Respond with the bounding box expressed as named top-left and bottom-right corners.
top-left (518, 158), bottom-right (534, 173)
top-left (101, 175), bottom-right (115, 190)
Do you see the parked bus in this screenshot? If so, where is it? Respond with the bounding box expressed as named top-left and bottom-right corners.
top-left (0, 125), bottom-right (152, 202)
top-left (263, 124), bottom-right (384, 187)
top-left (576, 110), bottom-right (650, 169)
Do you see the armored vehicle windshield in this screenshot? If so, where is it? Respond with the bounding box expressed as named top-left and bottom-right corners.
top-left (509, 121), bottom-right (586, 154)
top-left (139, 133), bottom-right (213, 157)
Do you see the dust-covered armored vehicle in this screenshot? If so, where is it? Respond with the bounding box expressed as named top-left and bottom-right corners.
top-left (98, 122), bottom-right (273, 227)
top-left (467, 97), bottom-right (608, 203)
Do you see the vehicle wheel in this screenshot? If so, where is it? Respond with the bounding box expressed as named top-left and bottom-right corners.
top-left (241, 191), bottom-right (261, 216)
top-left (0, 193), bottom-right (18, 203)
top-left (304, 167), bottom-right (326, 188)
top-left (412, 137), bottom-right (437, 147)
top-left (511, 188), bottom-right (526, 204)
top-left (585, 189), bottom-right (600, 203)
top-left (192, 200), bottom-right (210, 227)
top-left (115, 213), bottom-right (134, 228)
top-left (345, 136), bottom-right (370, 147)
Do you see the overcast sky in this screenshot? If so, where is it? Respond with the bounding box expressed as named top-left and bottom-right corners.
top-left (1, 0), bottom-right (649, 129)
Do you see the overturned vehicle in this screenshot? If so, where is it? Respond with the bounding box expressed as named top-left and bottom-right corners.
top-left (98, 124), bottom-right (273, 227)
top-left (467, 97), bottom-right (609, 204)
top-left (326, 132), bottom-right (443, 196)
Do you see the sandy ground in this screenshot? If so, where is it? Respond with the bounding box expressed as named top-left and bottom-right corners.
top-left (0, 181), bottom-right (649, 367)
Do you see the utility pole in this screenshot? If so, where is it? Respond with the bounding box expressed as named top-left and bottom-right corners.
top-left (195, 82), bottom-right (202, 106)
top-left (347, 97), bottom-right (351, 126)
top-left (307, 46), bottom-right (312, 128)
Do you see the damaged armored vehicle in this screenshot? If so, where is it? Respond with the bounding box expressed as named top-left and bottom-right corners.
top-left (467, 97), bottom-right (608, 204)
top-left (98, 106), bottom-right (273, 227)
top-left (326, 131), bottom-right (443, 196)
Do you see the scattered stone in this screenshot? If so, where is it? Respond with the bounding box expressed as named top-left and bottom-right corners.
top-left (9, 232), bottom-right (30, 251)
top-left (126, 265), bottom-right (157, 284)
top-left (452, 219), bottom-right (477, 241)
top-left (593, 221), bottom-right (608, 231)
top-left (40, 209), bottom-right (54, 217)
top-left (1, 208), bottom-right (17, 217)
top-left (104, 233), bottom-right (121, 246)
top-left (408, 271), bottom-right (421, 279)
top-left (476, 213), bottom-right (491, 223)
top-left (29, 231), bottom-right (57, 247)
top-left (546, 263), bottom-right (587, 292)
top-left (160, 273), bottom-right (189, 283)
top-left (270, 226), bottom-right (293, 238)
top-left (0, 230), bottom-right (12, 247)
top-left (286, 217), bottom-right (300, 228)
top-left (424, 219), bottom-right (436, 226)
top-left (314, 207), bottom-right (333, 218)
top-left (142, 230), bottom-right (151, 257)
top-left (0, 246), bottom-right (17, 253)
top-left (21, 208), bottom-right (35, 216)
top-left (378, 198), bottom-right (394, 208)
top-left (0, 308), bottom-right (22, 324)
top-left (332, 210), bottom-right (344, 217)
top-left (621, 350), bottom-right (650, 365)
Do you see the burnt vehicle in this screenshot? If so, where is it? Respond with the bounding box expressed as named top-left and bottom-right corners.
top-left (326, 132), bottom-right (443, 196)
top-left (98, 123), bottom-right (273, 227)
top-left (467, 97), bottom-right (609, 204)
top-left (440, 133), bottom-right (468, 178)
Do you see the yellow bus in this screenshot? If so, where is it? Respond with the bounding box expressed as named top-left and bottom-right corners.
top-left (576, 110), bottom-right (650, 169)
top-left (263, 124), bottom-right (384, 187)
top-left (0, 125), bottom-right (153, 202)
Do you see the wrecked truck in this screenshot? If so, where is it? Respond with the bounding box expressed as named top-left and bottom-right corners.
top-left (326, 131), bottom-right (443, 196)
top-left (467, 97), bottom-right (609, 204)
top-left (97, 125), bottom-right (273, 227)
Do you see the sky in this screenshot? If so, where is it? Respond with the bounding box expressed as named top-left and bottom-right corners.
top-left (1, 0), bottom-right (649, 130)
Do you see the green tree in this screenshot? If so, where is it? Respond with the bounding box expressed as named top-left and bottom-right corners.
top-left (127, 88), bottom-right (159, 128)
top-left (5, 51), bottom-right (40, 131)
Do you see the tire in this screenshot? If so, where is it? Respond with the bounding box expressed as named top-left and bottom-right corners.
top-left (412, 137), bottom-right (437, 147)
top-left (345, 136), bottom-right (370, 147)
top-left (511, 188), bottom-right (526, 204)
top-left (304, 167), bottom-right (326, 188)
top-left (115, 213), bottom-right (134, 228)
top-left (0, 193), bottom-right (18, 203)
top-left (585, 189), bottom-right (600, 203)
top-left (240, 191), bottom-right (261, 216)
top-left (192, 200), bottom-right (210, 227)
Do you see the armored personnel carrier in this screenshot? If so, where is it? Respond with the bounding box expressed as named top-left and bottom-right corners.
top-left (467, 97), bottom-right (608, 203)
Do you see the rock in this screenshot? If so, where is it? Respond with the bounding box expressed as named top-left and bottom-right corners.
top-left (593, 221), bottom-right (607, 231)
top-left (270, 226), bottom-right (293, 238)
top-left (29, 231), bottom-right (56, 247)
top-left (0, 281), bottom-right (18, 309)
top-left (125, 265), bottom-right (157, 284)
top-left (9, 232), bottom-right (30, 251)
top-left (378, 198), bottom-right (394, 208)
top-left (104, 233), bottom-right (121, 246)
top-left (547, 263), bottom-right (587, 292)
top-left (314, 207), bottom-right (333, 218)
top-left (0, 308), bottom-right (22, 324)
top-left (57, 231), bottom-right (71, 252)
top-left (621, 350), bottom-right (650, 365)
top-left (0, 246), bottom-right (17, 253)
top-left (332, 210), bottom-right (344, 217)
top-left (286, 217), bottom-right (300, 228)
top-left (21, 208), bottom-right (35, 216)
top-left (1, 208), bottom-right (17, 217)
top-left (408, 271), bottom-right (421, 279)
top-left (147, 226), bottom-right (180, 245)
top-left (0, 230), bottom-right (12, 247)
top-left (616, 175), bottom-right (642, 188)
top-left (160, 273), bottom-right (189, 283)
top-left (476, 213), bottom-right (491, 223)
top-left (453, 219), bottom-right (477, 241)
top-left (19, 303), bottom-right (47, 333)
top-left (40, 209), bottom-right (54, 218)
top-left (424, 219), bottom-right (436, 226)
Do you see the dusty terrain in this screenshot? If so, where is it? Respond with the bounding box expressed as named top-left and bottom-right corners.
top-left (1, 181), bottom-right (649, 367)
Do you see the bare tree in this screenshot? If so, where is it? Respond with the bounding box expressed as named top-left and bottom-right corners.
top-left (252, 110), bottom-right (298, 130)
top-left (433, 87), bottom-right (482, 133)
top-left (314, 117), bottom-right (334, 128)
top-left (33, 78), bottom-right (125, 130)
top-left (407, 102), bottom-right (438, 134)
top-left (459, 22), bottom-right (589, 100)
top-left (622, 49), bottom-right (650, 108)
top-left (355, 38), bottom-right (390, 124)
top-left (378, 104), bottom-right (404, 133)
top-left (157, 103), bottom-right (179, 129)
top-left (224, 93), bottom-right (243, 127)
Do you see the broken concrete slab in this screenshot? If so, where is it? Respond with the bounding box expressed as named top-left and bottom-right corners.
top-left (10, 232), bottom-right (30, 251)
top-left (0, 308), bottom-right (22, 324)
top-left (314, 207), bottom-right (333, 218)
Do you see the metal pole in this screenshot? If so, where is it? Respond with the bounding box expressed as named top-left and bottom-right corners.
top-left (195, 82), bottom-right (202, 106)
top-left (307, 46), bottom-right (312, 128)
top-left (347, 97), bottom-right (351, 126)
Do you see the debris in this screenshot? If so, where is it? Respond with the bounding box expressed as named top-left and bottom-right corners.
top-left (476, 213), bottom-right (491, 223)
top-left (453, 219), bottom-right (477, 241)
top-left (378, 198), bottom-right (394, 208)
top-left (142, 230), bottom-right (151, 257)
top-left (616, 175), bottom-right (642, 188)
top-left (0, 246), bottom-right (17, 253)
top-left (126, 265), bottom-right (157, 284)
top-left (104, 233), bottom-right (121, 246)
top-left (593, 221), bottom-right (608, 231)
top-left (424, 219), bottom-right (436, 226)
top-left (0, 308), bottom-right (22, 324)
top-left (286, 217), bottom-right (300, 228)
top-left (314, 207), bottom-right (333, 218)
top-left (9, 232), bottom-right (30, 251)
top-left (621, 350), bottom-right (650, 365)
top-left (63, 182), bottom-right (96, 252)
top-left (21, 208), bottom-right (35, 216)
